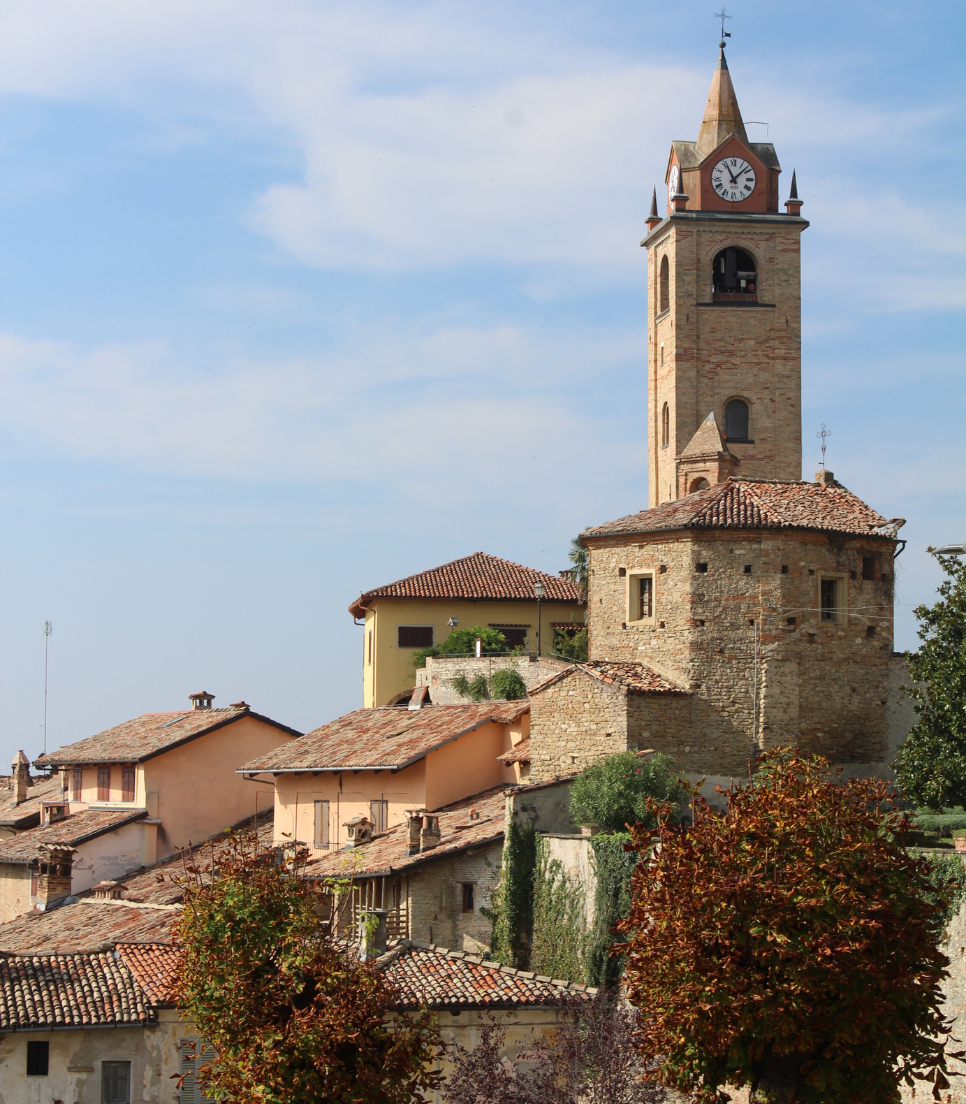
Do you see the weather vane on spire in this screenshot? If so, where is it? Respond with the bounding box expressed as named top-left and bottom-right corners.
top-left (715, 7), bottom-right (732, 46)
top-left (816, 423), bottom-right (831, 469)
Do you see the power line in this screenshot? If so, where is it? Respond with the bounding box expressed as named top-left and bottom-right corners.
top-left (43, 621), bottom-right (52, 757)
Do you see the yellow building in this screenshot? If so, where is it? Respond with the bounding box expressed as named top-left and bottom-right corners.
top-left (348, 552), bottom-right (585, 707)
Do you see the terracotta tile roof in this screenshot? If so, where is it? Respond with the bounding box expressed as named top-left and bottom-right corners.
top-left (378, 940), bottom-right (593, 1010)
top-left (582, 477), bottom-right (903, 541)
top-left (497, 739), bottom-right (531, 765)
top-left (35, 705), bottom-right (301, 768)
top-left (531, 661), bottom-right (687, 698)
top-left (241, 702), bottom-right (529, 774)
top-left (116, 943), bottom-right (180, 1005)
top-left (0, 952), bottom-right (156, 1030)
top-left (0, 808), bottom-right (147, 865)
top-left (0, 773), bottom-right (66, 829)
top-left (349, 552), bottom-right (584, 616)
top-left (307, 787), bottom-right (508, 879)
top-left (0, 901), bottom-right (179, 956)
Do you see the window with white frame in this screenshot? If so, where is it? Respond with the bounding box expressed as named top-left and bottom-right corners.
top-left (628, 572), bottom-right (655, 623)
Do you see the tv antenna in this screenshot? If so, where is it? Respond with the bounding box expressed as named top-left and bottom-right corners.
top-left (816, 424), bottom-right (831, 469)
top-left (715, 7), bottom-right (732, 45)
top-left (43, 621), bottom-right (52, 756)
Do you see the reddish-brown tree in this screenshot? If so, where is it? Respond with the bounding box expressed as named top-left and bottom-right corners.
top-left (620, 748), bottom-right (959, 1104)
top-left (175, 832), bottom-right (442, 1104)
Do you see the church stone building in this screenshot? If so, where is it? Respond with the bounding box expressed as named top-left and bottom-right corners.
top-left (529, 45), bottom-right (913, 791)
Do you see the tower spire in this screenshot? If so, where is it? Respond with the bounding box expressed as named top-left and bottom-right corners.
top-left (696, 47), bottom-right (748, 157)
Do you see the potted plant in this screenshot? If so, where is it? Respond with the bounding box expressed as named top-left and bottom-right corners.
top-left (952, 830), bottom-right (966, 852)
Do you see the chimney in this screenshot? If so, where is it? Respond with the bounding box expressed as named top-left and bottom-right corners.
top-left (34, 844), bottom-right (74, 911)
top-left (405, 809), bottom-right (426, 857)
top-left (40, 800), bottom-right (68, 827)
top-left (358, 908), bottom-right (389, 960)
top-left (815, 470), bottom-right (837, 486)
top-left (420, 814), bottom-right (441, 853)
top-left (189, 691), bottom-right (215, 711)
top-left (12, 751), bottom-right (32, 807)
top-left (343, 816), bottom-right (372, 849)
top-left (93, 880), bottom-right (123, 900)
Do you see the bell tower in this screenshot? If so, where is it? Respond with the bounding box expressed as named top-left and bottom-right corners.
top-left (643, 45), bottom-right (808, 506)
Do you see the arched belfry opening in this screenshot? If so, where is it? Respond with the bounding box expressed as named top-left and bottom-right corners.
top-left (724, 398), bottom-right (750, 442)
top-left (659, 255), bottom-right (669, 313)
top-left (712, 247), bottom-right (757, 301)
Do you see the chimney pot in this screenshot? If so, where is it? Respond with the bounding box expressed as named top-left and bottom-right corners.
top-left (815, 470), bottom-right (837, 485)
top-left (189, 691), bottom-right (215, 710)
top-left (358, 908), bottom-right (389, 960)
top-left (405, 809), bottom-right (426, 856)
top-left (93, 880), bottom-right (123, 900)
top-left (11, 751), bottom-right (32, 807)
top-left (34, 844), bottom-right (75, 911)
top-left (419, 814), bottom-right (441, 853)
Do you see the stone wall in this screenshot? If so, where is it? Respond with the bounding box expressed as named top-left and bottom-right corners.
top-left (506, 777), bottom-right (578, 835)
top-left (404, 838), bottom-right (504, 953)
top-left (416, 654), bottom-right (569, 704)
top-left (528, 672), bottom-right (630, 781)
top-left (584, 526), bottom-right (903, 781)
top-left (541, 834), bottom-right (596, 931)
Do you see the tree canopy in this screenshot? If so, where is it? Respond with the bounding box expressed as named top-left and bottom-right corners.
top-left (413, 625), bottom-right (509, 669)
top-left (175, 833), bottom-right (442, 1104)
top-left (620, 748), bottom-right (956, 1104)
top-left (569, 751), bottom-right (686, 833)
top-left (893, 553), bottom-right (966, 809)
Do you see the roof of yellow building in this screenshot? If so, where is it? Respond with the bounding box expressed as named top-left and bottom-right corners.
top-left (240, 701), bottom-right (529, 775)
top-left (348, 551), bottom-right (583, 618)
top-left (35, 703), bottom-right (301, 768)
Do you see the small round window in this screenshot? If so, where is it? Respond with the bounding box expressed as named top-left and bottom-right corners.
top-left (712, 247), bottom-right (757, 297)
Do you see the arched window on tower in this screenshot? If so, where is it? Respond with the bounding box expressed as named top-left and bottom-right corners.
top-left (659, 255), bottom-right (669, 314)
top-left (724, 398), bottom-right (750, 442)
top-left (712, 247), bottom-right (757, 301)
top-left (661, 403), bottom-right (670, 449)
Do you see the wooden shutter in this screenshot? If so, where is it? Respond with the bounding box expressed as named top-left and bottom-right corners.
top-left (122, 766), bottom-right (136, 802)
top-left (314, 800), bottom-right (330, 849)
top-left (97, 766), bottom-right (111, 802)
top-left (72, 767), bottom-right (83, 802)
top-left (370, 800), bottom-right (387, 834)
top-left (180, 1041), bottom-right (215, 1103)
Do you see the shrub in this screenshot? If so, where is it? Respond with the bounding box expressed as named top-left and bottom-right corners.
top-left (553, 627), bottom-right (589, 662)
top-left (413, 625), bottom-right (507, 669)
top-left (489, 668), bottom-right (527, 700)
top-left (570, 751), bottom-right (686, 833)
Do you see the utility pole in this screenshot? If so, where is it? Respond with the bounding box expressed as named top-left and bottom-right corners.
top-left (43, 621), bottom-right (52, 756)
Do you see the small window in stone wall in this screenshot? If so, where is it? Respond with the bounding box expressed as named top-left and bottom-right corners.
top-left (661, 403), bottom-right (670, 449)
top-left (820, 578), bottom-right (842, 622)
top-left (862, 556), bottom-right (876, 581)
top-left (461, 883), bottom-right (475, 912)
top-left (26, 1040), bottom-right (48, 1077)
top-left (628, 574), bottom-right (654, 622)
top-left (696, 563), bottom-right (708, 573)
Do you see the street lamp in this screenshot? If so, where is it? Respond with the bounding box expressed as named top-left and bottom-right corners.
top-left (933, 543), bottom-right (966, 555)
top-left (533, 581), bottom-right (545, 656)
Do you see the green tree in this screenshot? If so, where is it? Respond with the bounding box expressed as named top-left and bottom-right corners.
top-left (569, 751), bottom-right (686, 833)
top-left (488, 668), bottom-right (527, 700)
top-left (620, 749), bottom-right (956, 1104)
top-left (176, 833), bottom-right (442, 1103)
top-left (568, 533), bottom-right (589, 596)
top-left (553, 627), bottom-right (588, 662)
top-left (893, 554), bottom-right (966, 809)
top-left (413, 625), bottom-right (508, 670)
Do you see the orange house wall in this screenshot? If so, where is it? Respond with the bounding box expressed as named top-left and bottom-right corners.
top-left (424, 721), bottom-right (518, 811)
top-left (143, 715), bottom-right (295, 858)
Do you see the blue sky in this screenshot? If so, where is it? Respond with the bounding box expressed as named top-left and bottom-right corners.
top-left (0, 0), bottom-right (963, 762)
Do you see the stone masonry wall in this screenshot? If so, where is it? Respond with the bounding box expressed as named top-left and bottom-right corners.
top-left (648, 215), bottom-right (805, 508)
top-left (529, 673), bottom-right (630, 781)
top-left (585, 526), bottom-right (899, 780)
top-left (417, 654), bottom-right (569, 704)
top-left (405, 838), bottom-right (503, 953)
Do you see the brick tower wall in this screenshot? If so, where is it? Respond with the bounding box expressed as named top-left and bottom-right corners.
top-left (647, 216), bottom-right (805, 507)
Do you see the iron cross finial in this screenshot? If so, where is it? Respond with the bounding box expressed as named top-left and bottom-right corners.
top-left (816, 423), bottom-right (831, 469)
top-left (715, 7), bottom-right (732, 44)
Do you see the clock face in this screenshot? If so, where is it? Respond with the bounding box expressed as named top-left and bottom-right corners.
top-left (668, 165), bottom-right (679, 206)
top-left (711, 157), bottom-right (756, 202)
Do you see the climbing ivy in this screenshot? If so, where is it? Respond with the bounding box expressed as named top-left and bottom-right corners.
top-left (484, 819), bottom-right (536, 969)
top-left (586, 831), bottom-right (639, 989)
top-left (529, 838), bottom-right (588, 983)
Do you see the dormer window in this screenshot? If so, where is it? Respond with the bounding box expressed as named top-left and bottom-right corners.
top-left (712, 247), bottom-right (757, 302)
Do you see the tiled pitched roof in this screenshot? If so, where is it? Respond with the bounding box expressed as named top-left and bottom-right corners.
top-left (379, 940), bottom-right (593, 1010)
top-left (35, 706), bottom-right (301, 768)
top-left (0, 808), bottom-right (147, 865)
top-left (0, 901), bottom-right (179, 955)
top-left (0, 773), bottom-right (66, 829)
top-left (307, 787), bottom-right (507, 879)
top-left (531, 661), bottom-right (687, 698)
top-left (0, 952), bottom-right (155, 1029)
top-left (582, 477), bottom-right (902, 540)
top-left (241, 702), bottom-right (529, 774)
top-left (116, 943), bottom-right (180, 1005)
top-left (349, 552), bottom-right (583, 616)
top-left (497, 739), bottom-right (531, 765)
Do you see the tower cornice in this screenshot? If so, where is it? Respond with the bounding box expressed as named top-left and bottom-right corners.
top-left (641, 210), bottom-right (809, 249)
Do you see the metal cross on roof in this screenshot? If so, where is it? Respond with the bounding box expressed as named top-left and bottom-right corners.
top-left (816, 423), bottom-right (831, 469)
top-left (715, 7), bottom-right (732, 44)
